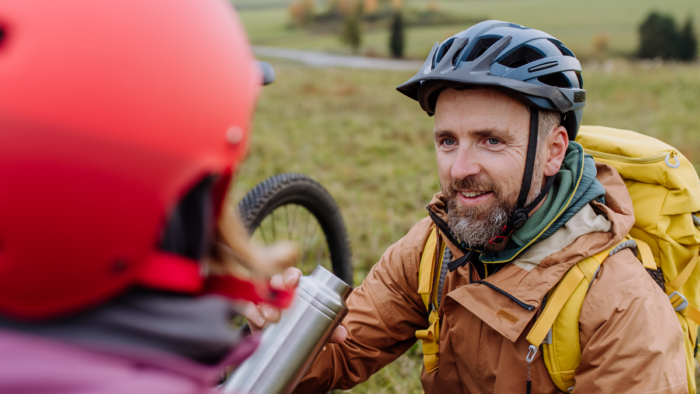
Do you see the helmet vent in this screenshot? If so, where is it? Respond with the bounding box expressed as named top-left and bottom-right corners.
top-left (433, 37), bottom-right (455, 68)
top-left (498, 45), bottom-right (545, 68)
top-left (576, 72), bottom-right (583, 89)
top-left (528, 61), bottom-right (558, 73)
top-left (441, 41), bottom-right (454, 60)
top-left (548, 39), bottom-right (575, 57)
top-left (451, 38), bottom-right (469, 67)
top-left (537, 72), bottom-right (571, 89)
top-left (465, 37), bottom-right (500, 62)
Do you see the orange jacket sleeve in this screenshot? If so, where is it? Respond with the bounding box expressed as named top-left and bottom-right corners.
top-left (294, 218), bottom-right (433, 393)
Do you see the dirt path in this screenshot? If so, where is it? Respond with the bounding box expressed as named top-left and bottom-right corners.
top-left (253, 46), bottom-right (424, 72)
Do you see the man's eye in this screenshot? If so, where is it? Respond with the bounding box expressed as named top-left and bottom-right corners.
top-left (443, 138), bottom-right (456, 146)
top-left (487, 138), bottom-right (500, 145)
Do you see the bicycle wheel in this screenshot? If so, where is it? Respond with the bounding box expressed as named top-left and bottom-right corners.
top-left (237, 173), bottom-right (353, 286)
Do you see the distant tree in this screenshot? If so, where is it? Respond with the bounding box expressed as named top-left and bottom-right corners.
top-left (676, 16), bottom-right (698, 61)
top-left (363, 0), bottom-right (379, 15)
top-left (389, 11), bottom-right (405, 58)
top-left (638, 11), bottom-right (678, 60)
top-left (592, 34), bottom-right (610, 55)
top-left (637, 11), bottom-right (698, 61)
top-left (288, 0), bottom-right (315, 27)
top-left (338, 0), bottom-right (356, 16)
top-left (340, 12), bottom-right (362, 54)
top-left (426, 0), bottom-right (439, 13)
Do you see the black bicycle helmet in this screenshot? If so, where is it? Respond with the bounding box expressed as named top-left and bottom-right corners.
top-left (398, 20), bottom-right (586, 244)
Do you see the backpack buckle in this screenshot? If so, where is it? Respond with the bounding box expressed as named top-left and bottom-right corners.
top-left (669, 291), bottom-right (688, 312)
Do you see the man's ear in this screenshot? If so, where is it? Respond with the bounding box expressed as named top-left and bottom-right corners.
top-left (544, 125), bottom-right (569, 177)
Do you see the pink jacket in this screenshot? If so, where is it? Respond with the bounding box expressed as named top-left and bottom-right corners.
top-left (0, 329), bottom-right (258, 394)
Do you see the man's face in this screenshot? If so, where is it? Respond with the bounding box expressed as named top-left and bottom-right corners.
top-left (434, 88), bottom-right (535, 246)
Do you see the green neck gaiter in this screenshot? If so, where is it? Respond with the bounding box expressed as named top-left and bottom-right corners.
top-left (510, 149), bottom-right (577, 246)
top-left (480, 142), bottom-right (606, 264)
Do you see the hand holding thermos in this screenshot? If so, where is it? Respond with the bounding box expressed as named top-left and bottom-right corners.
top-left (224, 266), bottom-right (351, 394)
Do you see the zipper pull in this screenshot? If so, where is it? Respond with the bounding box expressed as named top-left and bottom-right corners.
top-left (525, 345), bottom-right (537, 394)
top-left (526, 345), bottom-right (538, 363)
top-left (665, 151), bottom-right (680, 168)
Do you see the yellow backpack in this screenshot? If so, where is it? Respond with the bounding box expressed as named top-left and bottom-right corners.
top-left (416, 125), bottom-right (700, 393)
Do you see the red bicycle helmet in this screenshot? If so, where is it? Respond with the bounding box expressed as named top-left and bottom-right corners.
top-left (0, 0), bottom-right (283, 319)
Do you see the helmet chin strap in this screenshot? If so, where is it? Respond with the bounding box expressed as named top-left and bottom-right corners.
top-left (489, 107), bottom-right (555, 245)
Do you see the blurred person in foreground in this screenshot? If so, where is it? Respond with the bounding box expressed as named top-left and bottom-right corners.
top-left (0, 1), bottom-right (302, 393)
top-left (251, 21), bottom-right (687, 393)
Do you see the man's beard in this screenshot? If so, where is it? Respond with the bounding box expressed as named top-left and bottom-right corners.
top-left (444, 156), bottom-right (545, 247)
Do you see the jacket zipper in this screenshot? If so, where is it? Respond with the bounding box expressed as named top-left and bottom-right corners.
top-left (583, 148), bottom-right (675, 164)
top-left (472, 280), bottom-right (536, 311)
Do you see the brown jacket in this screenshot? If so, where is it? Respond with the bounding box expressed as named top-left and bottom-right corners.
top-left (296, 164), bottom-right (687, 394)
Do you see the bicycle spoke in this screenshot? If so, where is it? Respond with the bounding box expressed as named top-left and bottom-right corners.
top-left (317, 239), bottom-right (329, 267)
top-left (238, 173), bottom-right (352, 286)
top-left (306, 224), bottom-right (319, 268)
top-left (285, 204), bottom-right (292, 241)
top-left (318, 243), bottom-right (330, 269)
top-left (316, 242), bottom-right (322, 266)
top-left (258, 221), bottom-right (268, 244)
top-left (300, 211), bottom-right (312, 270)
top-left (270, 209), bottom-right (276, 242)
top-left (251, 204), bottom-right (336, 277)
top-left (258, 206), bottom-right (332, 276)
top-left (289, 204), bottom-right (299, 239)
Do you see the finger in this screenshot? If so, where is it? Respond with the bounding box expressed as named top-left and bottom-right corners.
top-left (244, 303), bottom-right (267, 331)
top-left (270, 273), bottom-right (285, 290)
top-left (329, 325), bottom-right (348, 343)
top-left (283, 267), bottom-right (303, 288)
top-left (260, 304), bottom-right (281, 324)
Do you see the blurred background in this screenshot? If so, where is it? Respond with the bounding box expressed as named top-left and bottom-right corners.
top-left (229, 0), bottom-right (700, 392)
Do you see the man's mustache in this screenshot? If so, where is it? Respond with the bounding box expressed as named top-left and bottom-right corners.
top-left (448, 177), bottom-right (502, 197)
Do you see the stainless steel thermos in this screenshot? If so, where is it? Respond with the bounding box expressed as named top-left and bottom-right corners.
top-left (222, 266), bottom-right (352, 394)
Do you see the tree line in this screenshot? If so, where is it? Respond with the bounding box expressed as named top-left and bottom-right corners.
top-left (638, 11), bottom-right (697, 61)
top-left (340, 10), bottom-right (404, 57)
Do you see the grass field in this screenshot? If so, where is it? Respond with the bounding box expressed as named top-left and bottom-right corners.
top-left (230, 59), bottom-right (700, 393)
top-left (233, 0), bottom-right (700, 59)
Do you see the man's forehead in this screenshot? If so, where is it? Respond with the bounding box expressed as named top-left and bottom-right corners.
top-left (436, 87), bottom-right (526, 111)
top-left (433, 87), bottom-right (529, 136)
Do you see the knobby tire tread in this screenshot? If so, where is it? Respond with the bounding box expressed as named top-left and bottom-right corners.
top-left (237, 173), bottom-right (353, 286)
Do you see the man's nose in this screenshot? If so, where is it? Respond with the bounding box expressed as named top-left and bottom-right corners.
top-left (451, 146), bottom-right (482, 181)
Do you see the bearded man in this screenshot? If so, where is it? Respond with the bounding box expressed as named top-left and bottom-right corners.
top-left (247, 21), bottom-right (687, 393)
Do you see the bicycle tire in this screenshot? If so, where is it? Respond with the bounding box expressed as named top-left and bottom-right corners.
top-left (237, 173), bottom-right (353, 286)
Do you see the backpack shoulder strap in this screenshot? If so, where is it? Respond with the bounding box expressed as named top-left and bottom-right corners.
top-left (526, 240), bottom-right (623, 392)
top-left (635, 237), bottom-right (700, 342)
top-left (416, 225), bottom-right (446, 373)
top-left (666, 250), bottom-right (700, 323)
top-left (417, 226), bottom-right (445, 310)
top-left (417, 226), bottom-right (437, 310)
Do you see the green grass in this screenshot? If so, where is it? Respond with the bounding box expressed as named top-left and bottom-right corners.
top-left (234, 0), bottom-right (700, 59)
top-left (229, 59), bottom-right (700, 393)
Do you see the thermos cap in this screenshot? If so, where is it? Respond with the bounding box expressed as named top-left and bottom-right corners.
top-left (296, 266), bottom-right (352, 316)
